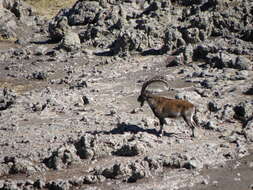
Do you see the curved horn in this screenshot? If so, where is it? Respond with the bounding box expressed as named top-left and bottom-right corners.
top-left (141, 76), bottom-right (168, 96)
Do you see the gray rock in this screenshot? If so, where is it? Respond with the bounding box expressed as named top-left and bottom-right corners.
top-left (208, 101), bottom-right (221, 113)
top-left (0, 164), bottom-right (10, 177)
top-left (1, 180), bottom-right (19, 190)
top-left (202, 121), bottom-right (219, 131)
top-left (113, 142), bottom-right (145, 156)
top-left (127, 160), bottom-right (150, 182)
top-left (234, 56), bottom-right (252, 70)
top-left (206, 52), bottom-right (236, 69)
top-left (175, 91), bottom-right (202, 102)
top-left (0, 0), bottom-right (15, 9)
top-left (0, 88), bottom-right (16, 111)
top-left (183, 158), bottom-right (203, 170)
top-left (242, 28), bottom-right (253, 42)
top-left (30, 101), bottom-right (47, 112)
top-left (68, 1), bottom-right (101, 26)
top-left (31, 71), bottom-right (47, 80)
top-left (68, 176), bottom-right (84, 186)
top-left (49, 16), bottom-right (70, 41)
top-left (165, 152), bottom-right (186, 168)
top-left (34, 46), bottom-right (48, 56)
top-left (96, 160), bottom-right (150, 182)
top-left (193, 44), bottom-right (218, 60)
top-left (2, 0), bottom-right (34, 19)
top-left (0, 9), bottom-right (17, 39)
top-left (9, 158), bottom-right (42, 175)
top-left (0, 0), bottom-right (42, 40)
top-left (74, 134), bottom-right (96, 160)
top-left (229, 70), bottom-right (248, 81)
top-left (177, 0), bottom-right (217, 8)
top-left (110, 29), bottom-right (147, 56)
top-left (164, 26), bottom-right (184, 51)
top-left (83, 175), bottom-right (105, 184)
top-left (237, 144), bottom-right (248, 158)
top-left (13, 48), bottom-right (27, 56)
top-left (212, 6), bottom-right (245, 36)
top-left (248, 161), bottom-right (253, 168)
top-left (224, 131), bottom-right (246, 145)
top-left (201, 177), bottom-right (209, 185)
top-left (183, 44), bottom-right (193, 63)
top-left (244, 85), bottom-right (253, 95)
top-left (12, 1), bottom-right (33, 19)
top-left (144, 155), bottom-right (163, 170)
top-left (83, 175), bottom-right (98, 184)
top-left (206, 52), bottom-right (252, 70)
top-left (166, 151), bottom-right (206, 170)
top-left (81, 96), bottom-right (89, 105)
top-left (25, 180), bottom-right (34, 186)
top-left (0, 180), bottom-right (4, 189)
top-left (48, 0), bottom-right (104, 42)
top-left (166, 55), bottom-right (182, 67)
top-left (243, 118), bottom-right (253, 142)
top-left (233, 101), bottom-right (253, 122)
top-left (46, 0), bottom-right (184, 55)
top-left (15, 38), bottom-right (28, 45)
top-left (59, 31), bottom-right (81, 52)
top-left (99, 163), bottom-right (129, 179)
top-left (43, 145), bottom-right (80, 170)
top-left (33, 179), bottom-right (46, 189)
top-left (181, 27), bottom-right (201, 43)
top-left (46, 180), bottom-right (70, 190)
top-left (69, 79), bottom-right (88, 89)
top-left (74, 133), bottom-right (122, 160)
top-left (190, 13), bottom-right (213, 40)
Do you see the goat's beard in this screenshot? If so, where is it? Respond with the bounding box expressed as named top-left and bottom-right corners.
top-left (137, 96), bottom-right (145, 107)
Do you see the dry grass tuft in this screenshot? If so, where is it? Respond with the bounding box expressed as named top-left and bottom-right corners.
top-left (24, 0), bottom-right (76, 19)
top-left (0, 36), bottom-right (17, 42)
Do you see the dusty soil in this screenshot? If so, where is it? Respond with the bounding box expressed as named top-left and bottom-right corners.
top-left (0, 37), bottom-right (252, 189)
top-left (0, 0), bottom-right (253, 190)
top-left (180, 150), bottom-right (253, 190)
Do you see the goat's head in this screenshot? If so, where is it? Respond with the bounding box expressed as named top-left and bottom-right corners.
top-left (138, 76), bottom-right (168, 107)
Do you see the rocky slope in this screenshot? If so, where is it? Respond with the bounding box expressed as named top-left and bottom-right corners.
top-left (0, 0), bottom-right (252, 189)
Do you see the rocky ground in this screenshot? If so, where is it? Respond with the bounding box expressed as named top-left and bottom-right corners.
top-left (0, 0), bottom-right (253, 189)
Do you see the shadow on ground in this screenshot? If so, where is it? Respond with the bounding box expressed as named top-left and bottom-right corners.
top-left (87, 122), bottom-right (175, 137)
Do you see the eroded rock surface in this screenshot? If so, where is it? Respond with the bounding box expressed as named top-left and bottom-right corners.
top-left (0, 0), bottom-right (252, 190)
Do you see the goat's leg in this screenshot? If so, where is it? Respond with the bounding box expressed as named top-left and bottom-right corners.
top-left (183, 116), bottom-right (195, 137)
top-left (192, 114), bottom-right (200, 128)
top-left (192, 119), bottom-right (199, 128)
top-left (190, 125), bottom-right (195, 138)
top-left (158, 118), bottom-right (166, 137)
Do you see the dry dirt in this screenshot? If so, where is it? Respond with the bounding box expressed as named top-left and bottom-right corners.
top-left (0, 0), bottom-right (253, 189)
top-left (0, 38), bottom-right (252, 190)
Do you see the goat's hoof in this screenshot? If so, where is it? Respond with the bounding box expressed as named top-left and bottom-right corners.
top-left (157, 132), bottom-right (163, 138)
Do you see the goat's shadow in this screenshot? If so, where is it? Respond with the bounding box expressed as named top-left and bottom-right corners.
top-left (94, 50), bottom-right (115, 56)
top-left (86, 122), bottom-right (175, 137)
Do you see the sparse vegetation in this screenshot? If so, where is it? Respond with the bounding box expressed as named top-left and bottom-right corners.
top-left (24, 0), bottom-right (76, 18)
top-left (0, 36), bottom-right (17, 42)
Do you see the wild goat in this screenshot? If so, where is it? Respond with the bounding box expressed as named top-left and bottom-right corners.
top-left (137, 76), bottom-right (199, 137)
